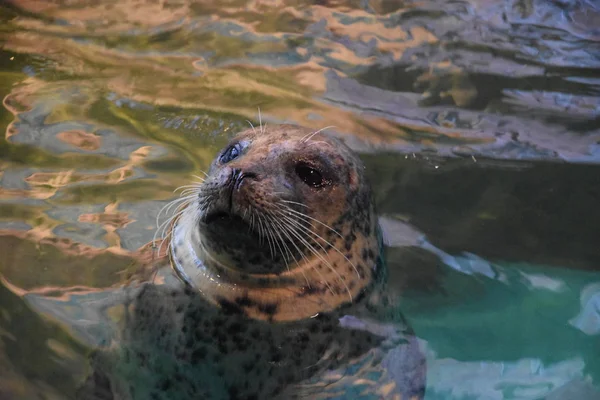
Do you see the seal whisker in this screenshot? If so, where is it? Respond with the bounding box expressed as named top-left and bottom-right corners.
top-left (258, 215), bottom-right (269, 252)
top-left (258, 107), bottom-right (265, 135)
top-left (152, 191), bottom-right (195, 247)
top-left (271, 216), bottom-right (320, 289)
top-left (244, 208), bottom-right (256, 238)
top-left (155, 205), bottom-right (188, 255)
top-left (275, 213), bottom-right (338, 279)
top-left (197, 193), bottom-right (216, 210)
top-left (178, 188), bottom-right (202, 197)
top-left (263, 217), bottom-right (273, 253)
top-left (301, 125), bottom-right (335, 143)
top-left (179, 189), bottom-right (201, 197)
top-left (277, 212), bottom-right (354, 296)
top-left (306, 141), bottom-right (331, 148)
top-left (256, 214), bottom-right (266, 246)
top-left (280, 199), bottom-right (309, 209)
top-left (277, 216), bottom-right (344, 298)
top-left (246, 120), bottom-right (257, 135)
top-left (178, 186), bottom-right (205, 197)
top-left (159, 223), bottom-right (177, 256)
top-left (265, 224), bottom-right (277, 260)
top-left (261, 215), bottom-right (309, 316)
top-left (266, 216), bottom-right (286, 263)
top-left (276, 227), bottom-right (311, 288)
top-left (156, 197), bottom-right (185, 224)
top-left (197, 188), bottom-right (220, 212)
top-left (267, 218), bottom-right (292, 268)
top-left (259, 213), bottom-right (276, 259)
top-left (277, 204), bottom-right (343, 239)
top-left (250, 214), bottom-right (266, 254)
top-left (250, 200), bottom-right (285, 260)
top-left (169, 192), bottom-right (197, 205)
top-left (155, 195), bottom-right (195, 232)
top-left (262, 213), bottom-right (295, 276)
top-left (175, 182), bottom-right (204, 190)
top-left (174, 184), bottom-right (203, 193)
top-left (279, 209), bottom-right (361, 280)
top-left (157, 203), bottom-right (189, 239)
top-left (163, 195), bottom-right (195, 218)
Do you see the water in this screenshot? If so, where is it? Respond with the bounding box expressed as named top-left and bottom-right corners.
top-left (1, 0), bottom-right (599, 398)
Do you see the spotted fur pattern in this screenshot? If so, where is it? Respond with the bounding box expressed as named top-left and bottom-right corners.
top-left (77, 280), bottom-right (425, 400)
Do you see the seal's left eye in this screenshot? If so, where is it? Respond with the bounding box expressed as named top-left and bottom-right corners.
top-left (220, 144), bottom-right (241, 163)
top-left (296, 162), bottom-right (327, 188)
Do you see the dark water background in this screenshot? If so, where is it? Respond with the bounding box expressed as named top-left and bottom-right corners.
top-left (1, 0), bottom-right (600, 399)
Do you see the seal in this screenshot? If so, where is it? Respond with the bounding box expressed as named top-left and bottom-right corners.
top-left (169, 124), bottom-right (380, 321)
top-left (76, 124), bottom-right (426, 400)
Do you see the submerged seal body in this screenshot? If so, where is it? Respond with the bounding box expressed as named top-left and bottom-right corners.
top-left (78, 124), bottom-right (426, 400)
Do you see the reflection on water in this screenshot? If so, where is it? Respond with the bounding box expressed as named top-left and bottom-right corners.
top-left (1, 0), bottom-right (599, 399)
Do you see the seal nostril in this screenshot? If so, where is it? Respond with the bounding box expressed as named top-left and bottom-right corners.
top-left (228, 168), bottom-right (241, 186)
top-left (233, 171), bottom-right (259, 190)
top-left (243, 172), bottom-right (259, 180)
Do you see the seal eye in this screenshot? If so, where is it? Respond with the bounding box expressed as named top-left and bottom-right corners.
top-left (295, 162), bottom-right (327, 188)
top-left (220, 143), bottom-right (241, 164)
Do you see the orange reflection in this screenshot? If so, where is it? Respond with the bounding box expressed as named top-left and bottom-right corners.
top-left (57, 130), bottom-right (101, 151)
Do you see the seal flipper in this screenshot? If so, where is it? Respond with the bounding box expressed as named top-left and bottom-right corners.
top-left (339, 315), bottom-right (426, 399)
top-left (277, 314), bottom-right (426, 399)
top-left (379, 334), bottom-right (427, 399)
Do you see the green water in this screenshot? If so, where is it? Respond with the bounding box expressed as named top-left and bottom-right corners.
top-left (1, 0), bottom-right (599, 399)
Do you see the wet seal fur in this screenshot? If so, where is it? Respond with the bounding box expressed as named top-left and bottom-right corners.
top-left (77, 124), bottom-right (426, 400)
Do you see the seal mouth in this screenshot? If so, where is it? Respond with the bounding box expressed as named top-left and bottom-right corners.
top-left (204, 210), bottom-right (246, 226)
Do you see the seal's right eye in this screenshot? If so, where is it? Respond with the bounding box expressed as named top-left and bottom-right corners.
top-left (220, 143), bottom-right (241, 163)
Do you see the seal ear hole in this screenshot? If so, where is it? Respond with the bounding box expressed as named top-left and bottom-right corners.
top-left (295, 162), bottom-right (329, 188)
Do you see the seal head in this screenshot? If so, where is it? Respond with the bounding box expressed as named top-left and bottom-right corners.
top-left (170, 124), bottom-right (380, 321)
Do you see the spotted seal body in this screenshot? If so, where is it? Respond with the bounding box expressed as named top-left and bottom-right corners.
top-left (77, 124), bottom-right (426, 400)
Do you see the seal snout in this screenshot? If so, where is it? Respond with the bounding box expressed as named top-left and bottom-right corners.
top-left (202, 167), bottom-right (259, 225)
top-left (204, 210), bottom-right (231, 224)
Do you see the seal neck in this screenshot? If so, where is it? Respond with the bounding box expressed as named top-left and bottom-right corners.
top-left (170, 208), bottom-right (378, 322)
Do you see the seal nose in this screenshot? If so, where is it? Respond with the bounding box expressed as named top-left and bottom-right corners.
top-left (231, 168), bottom-right (258, 190)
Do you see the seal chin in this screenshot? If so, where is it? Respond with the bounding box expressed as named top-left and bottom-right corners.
top-left (204, 210), bottom-right (229, 224)
top-left (201, 208), bottom-right (255, 240)
top-left (203, 210), bottom-right (244, 225)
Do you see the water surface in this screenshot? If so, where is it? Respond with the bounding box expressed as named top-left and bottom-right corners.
top-left (1, 0), bottom-right (600, 399)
